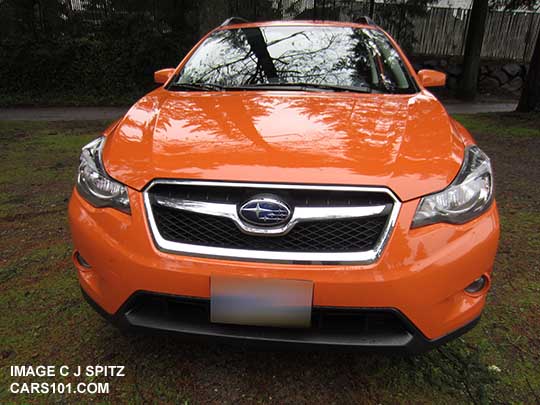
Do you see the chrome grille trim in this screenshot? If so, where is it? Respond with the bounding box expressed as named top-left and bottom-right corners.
top-left (143, 180), bottom-right (402, 265)
top-left (153, 195), bottom-right (390, 236)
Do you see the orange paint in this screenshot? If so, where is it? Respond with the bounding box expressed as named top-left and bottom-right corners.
top-left (69, 20), bottom-right (500, 344)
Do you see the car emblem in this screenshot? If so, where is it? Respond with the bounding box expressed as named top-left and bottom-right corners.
top-left (239, 197), bottom-right (292, 227)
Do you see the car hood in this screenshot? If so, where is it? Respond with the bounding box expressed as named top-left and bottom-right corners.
top-left (103, 90), bottom-right (465, 201)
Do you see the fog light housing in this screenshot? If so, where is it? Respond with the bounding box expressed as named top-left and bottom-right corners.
top-left (75, 252), bottom-right (92, 269)
top-left (465, 276), bottom-right (487, 294)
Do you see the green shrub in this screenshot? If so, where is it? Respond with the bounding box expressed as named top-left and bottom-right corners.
top-left (0, 14), bottom-right (189, 106)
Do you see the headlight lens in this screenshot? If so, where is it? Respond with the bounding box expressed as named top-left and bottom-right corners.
top-left (412, 145), bottom-right (493, 228)
top-left (76, 136), bottom-right (130, 214)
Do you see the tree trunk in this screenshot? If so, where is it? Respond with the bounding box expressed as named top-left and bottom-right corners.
top-left (458, 0), bottom-right (489, 100)
top-left (517, 25), bottom-right (540, 112)
top-left (369, 0), bottom-right (375, 19)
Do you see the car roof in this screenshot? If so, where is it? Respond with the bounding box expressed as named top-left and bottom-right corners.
top-left (216, 20), bottom-right (377, 31)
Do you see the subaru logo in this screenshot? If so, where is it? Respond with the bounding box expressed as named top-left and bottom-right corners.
top-left (239, 196), bottom-right (292, 227)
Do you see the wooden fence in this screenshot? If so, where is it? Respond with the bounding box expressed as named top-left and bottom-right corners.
top-left (67, 0), bottom-right (540, 62)
top-left (409, 8), bottom-right (540, 61)
top-left (295, 1), bottom-right (540, 61)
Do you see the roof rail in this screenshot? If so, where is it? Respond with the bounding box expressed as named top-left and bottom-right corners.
top-left (220, 17), bottom-right (249, 27)
top-left (355, 16), bottom-right (376, 26)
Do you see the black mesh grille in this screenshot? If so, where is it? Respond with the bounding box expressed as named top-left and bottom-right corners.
top-left (126, 293), bottom-right (412, 339)
top-left (151, 204), bottom-right (388, 253)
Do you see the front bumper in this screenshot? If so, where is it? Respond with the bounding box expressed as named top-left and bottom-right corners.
top-left (69, 187), bottom-right (499, 348)
top-left (81, 288), bottom-right (480, 353)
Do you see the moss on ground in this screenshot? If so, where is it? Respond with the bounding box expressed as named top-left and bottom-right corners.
top-left (453, 113), bottom-right (540, 138)
top-left (0, 115), bottom-right (539, 403)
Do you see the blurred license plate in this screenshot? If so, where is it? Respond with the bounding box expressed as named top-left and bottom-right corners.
top-left (210, 276), bottom-right (313, 328)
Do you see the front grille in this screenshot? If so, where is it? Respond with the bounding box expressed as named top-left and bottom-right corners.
top-left (145, 181), bottom-right (399, 263)
top-left (152, 205), bottom-right (387, 253)
top-left (147, 183), bottom-right (393, 207)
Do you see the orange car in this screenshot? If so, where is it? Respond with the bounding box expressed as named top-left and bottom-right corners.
top-left (69, 18), bottom-right (499, 352)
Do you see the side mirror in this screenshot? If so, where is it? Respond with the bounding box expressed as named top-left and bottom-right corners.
top-left (154, 68), bottom-right (175, 84)
top-left (417, 69), bottom-right (446, 88)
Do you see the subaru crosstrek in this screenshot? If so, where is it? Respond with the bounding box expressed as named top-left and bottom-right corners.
top-left (68, 19), bottom-right (499, 352)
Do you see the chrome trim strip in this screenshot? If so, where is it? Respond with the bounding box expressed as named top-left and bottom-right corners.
top-left (143, 180), bottom-right (402, 265)
top-left (153, 195), bottom-right (389, 236)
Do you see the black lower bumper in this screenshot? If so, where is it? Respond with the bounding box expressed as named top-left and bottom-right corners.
top-left (81, 288), bottom-right (480, 353)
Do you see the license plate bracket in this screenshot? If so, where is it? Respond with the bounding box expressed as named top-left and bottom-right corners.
top-left (210, 276), bottom-right (313, 328)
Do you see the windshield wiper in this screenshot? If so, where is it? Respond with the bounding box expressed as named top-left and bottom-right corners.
top-left (168, 81), bottom-right (373, 94)
top-left (239, 82), bottom-right (372, 93)
top-left (167, 82), bottom-right (226, 92)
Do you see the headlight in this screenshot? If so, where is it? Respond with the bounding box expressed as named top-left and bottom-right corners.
top-left (76, 136), bottom-right (130, 214)
top-left (412, 145), bottom-right (493, 228)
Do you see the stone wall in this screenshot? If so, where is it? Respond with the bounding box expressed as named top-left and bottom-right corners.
top-left (411, 57), bottom-right (528, 97)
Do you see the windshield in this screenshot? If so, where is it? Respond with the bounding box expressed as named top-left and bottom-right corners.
top-left (170, 25), bottom-right (417, 94)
